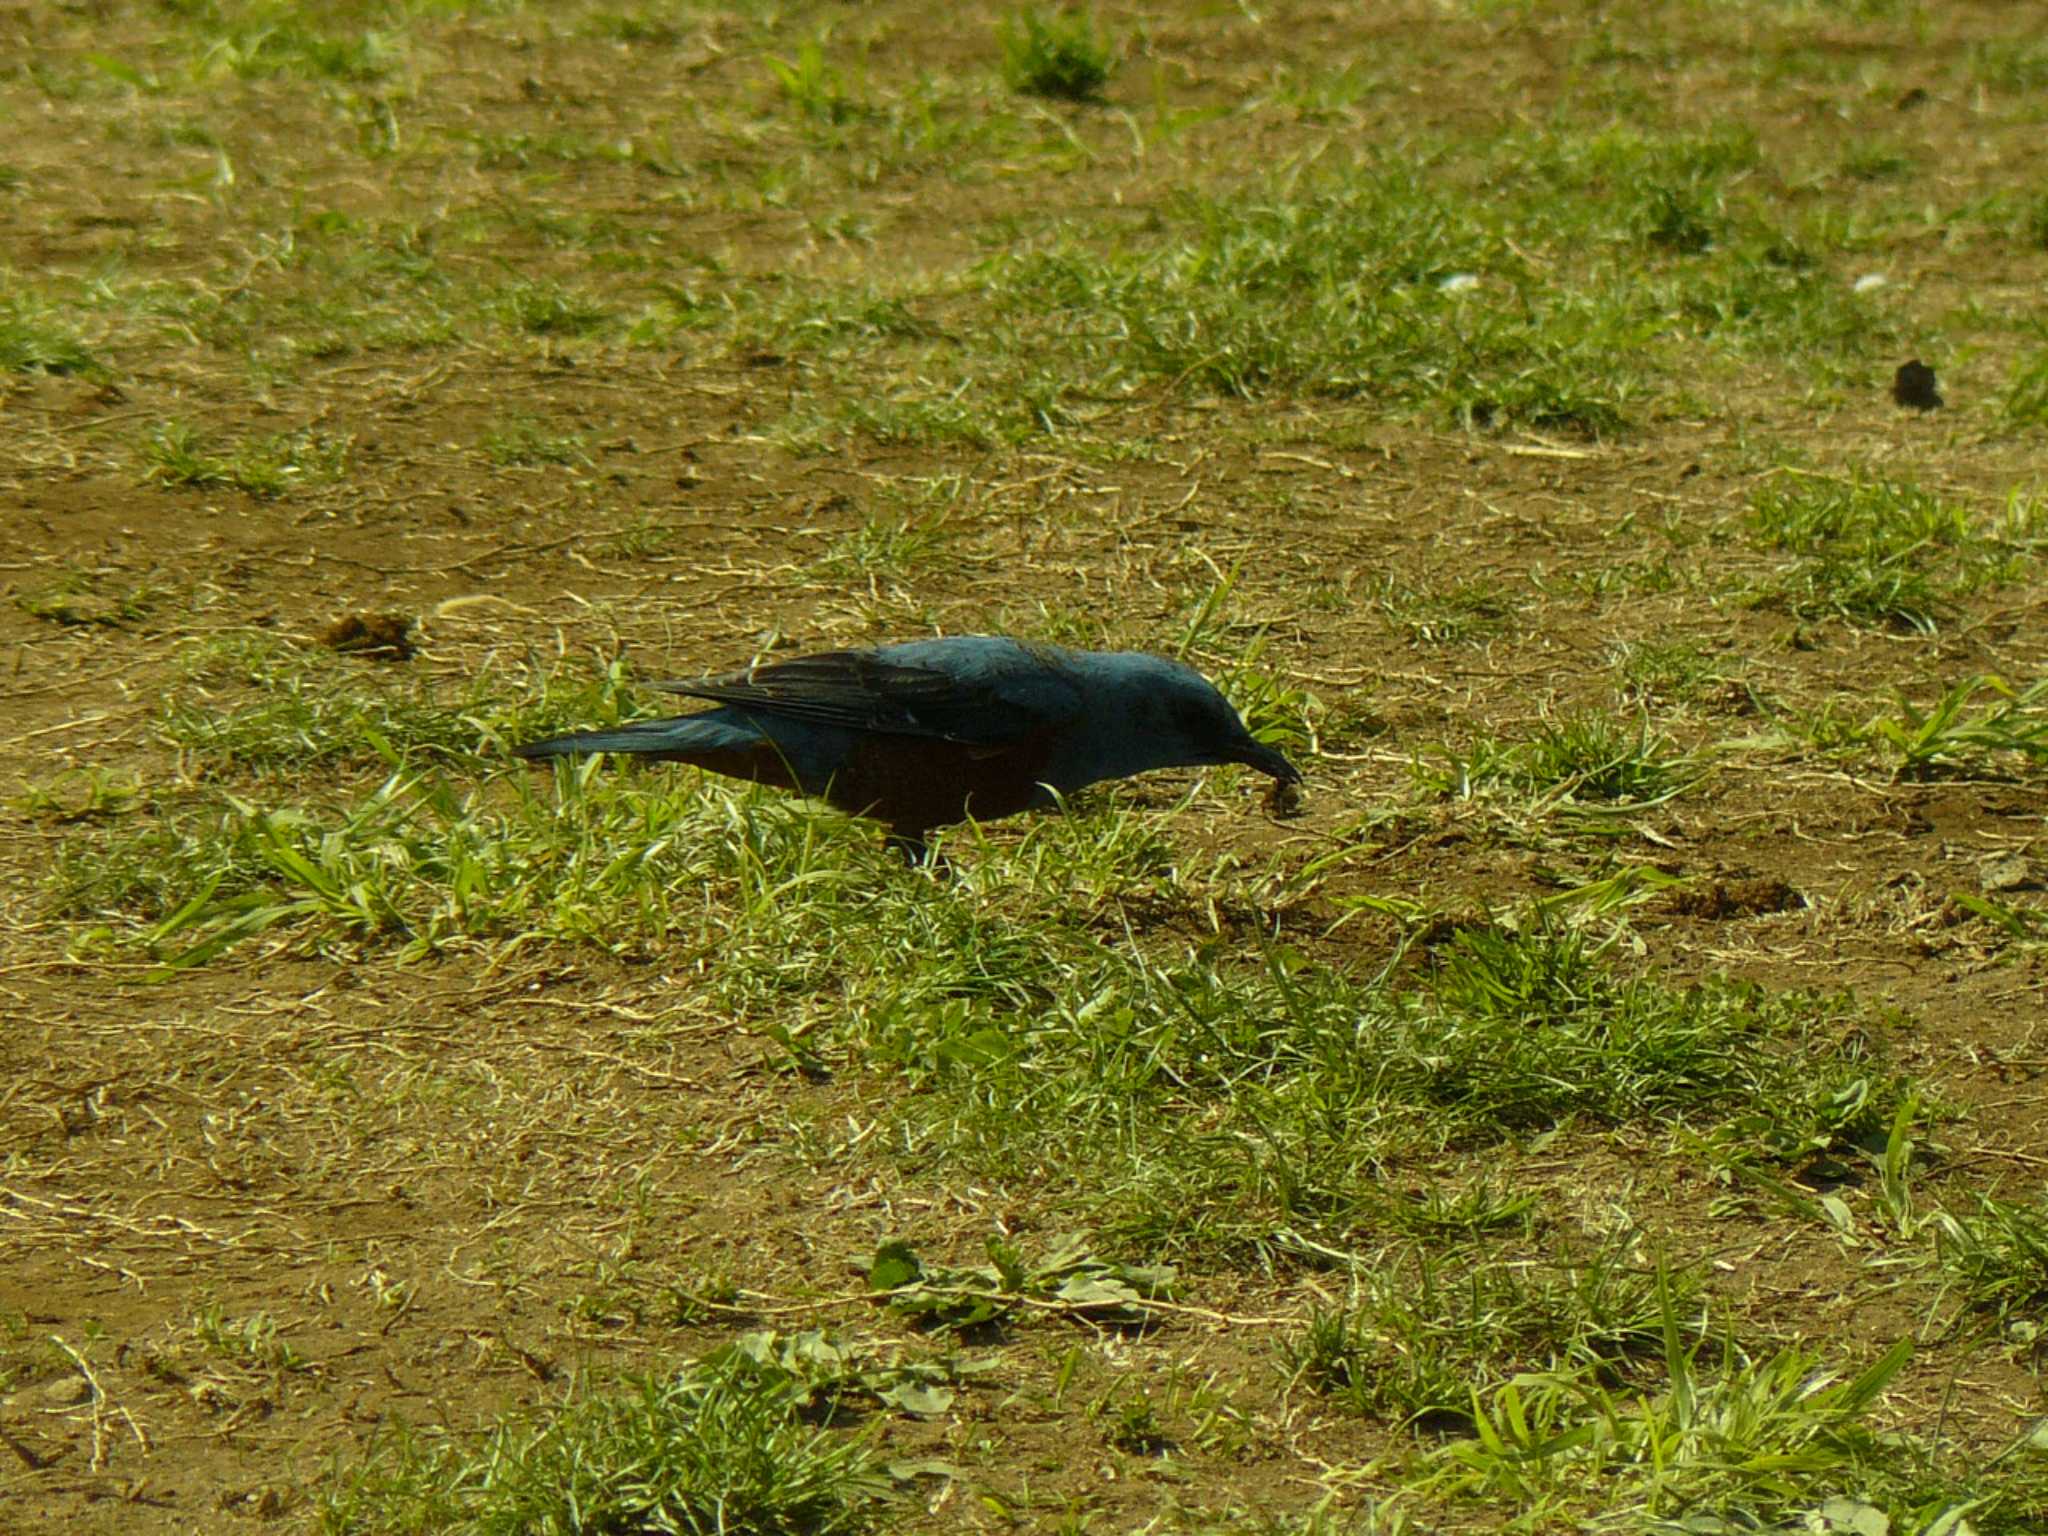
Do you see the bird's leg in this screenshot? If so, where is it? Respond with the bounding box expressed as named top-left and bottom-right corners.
top-left (885, 828), bottom-right (953, 877)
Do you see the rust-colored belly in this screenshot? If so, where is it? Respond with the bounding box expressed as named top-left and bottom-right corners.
top-left (827, 732), bottom-right (1059, 838)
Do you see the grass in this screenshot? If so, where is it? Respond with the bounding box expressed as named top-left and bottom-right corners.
top-left (0, 291), bottom-right (100, 374)
top-left (981, 165), bottom-right (1644, 431)
top-left (478, 415), bottom-right (589, 468)
top-left (15, 567), bottom-right (174, 628)
top-left (766, 40), bottom-right (865, 125)
top-left (52, 667), bottom-right (1904, 1259)
top-left (999, 8), bottom-right (1114, 102)
top-left (1933, 1192), bottom-right (2048, 1326)
top-left (140, 420), bottom-right (349, 498)
top-left (816, 509), bottom-right (957, 581)
top-left (1612, 639), bottom-right (1744, 706)
top-left (1780, 675), bottom-right (2048, 782)
top-left (12, 2), bottom-right (2048, 1530)
top-left (1745, 471), bottom-right (2016, 631)
top-left (321, 1350), bottom-right (886, 1535)
top-left (1286, 1244), bottom-right (1699, 1431)
top-left (1377, 576), bottom-right (1518, 646)
top-left (159, 635), bottom-right (641, 775)
top-left (2005, 345), bottom-right (2048, 427)
top-left (1418, 1327), bottom-right (1990, 1530)
top-left (1414, 714), bottom-right (1692, 808)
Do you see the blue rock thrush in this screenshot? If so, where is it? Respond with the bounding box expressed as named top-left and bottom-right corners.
top-left (514, 636), bottom-right (1302, 859)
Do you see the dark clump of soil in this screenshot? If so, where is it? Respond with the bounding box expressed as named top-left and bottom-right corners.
top-left (316, 612), bottom-right (416, 661)
top-left (1667, 877), bottom-right (1803, 920)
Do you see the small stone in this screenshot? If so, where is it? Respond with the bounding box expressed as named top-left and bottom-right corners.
top-left (1978, 853), bottom-right (2033, 893)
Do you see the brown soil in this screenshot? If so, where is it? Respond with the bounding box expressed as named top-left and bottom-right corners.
top-left (3, 1), bottom-right (2047, 1531)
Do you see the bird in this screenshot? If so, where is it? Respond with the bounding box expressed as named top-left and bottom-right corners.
top-left (513, 636), bottom-right (1302, 860)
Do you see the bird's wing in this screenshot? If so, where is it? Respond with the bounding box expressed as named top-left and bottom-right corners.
top-left (650, 647), bottom-right (1080, 744)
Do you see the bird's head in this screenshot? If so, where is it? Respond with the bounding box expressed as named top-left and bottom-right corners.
top-left (1078, 653), bottom-right (1303, 787)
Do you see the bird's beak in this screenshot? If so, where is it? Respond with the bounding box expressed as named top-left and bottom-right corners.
top-left (1224, 738), bottom-right (1302, 784)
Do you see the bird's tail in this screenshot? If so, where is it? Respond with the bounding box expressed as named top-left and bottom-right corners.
top-left (513, 713), bottom-right (762, 762)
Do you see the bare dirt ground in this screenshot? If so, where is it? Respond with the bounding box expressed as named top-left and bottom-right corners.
top-left (3, 1), bottom-right (2047, 1531)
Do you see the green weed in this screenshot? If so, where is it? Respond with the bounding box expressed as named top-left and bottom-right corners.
top-left (1287, 1244), bottom-right (1699, 1430)
top-left (478, 416), bottom-right (590, 468)
top-left (496, 280), bottom-right (613, 338)
top-left (321, 1351), bottom-right (885, 1535)
top-left (1746, 471), bottom-right (1978, 631)
top-left (868, 1234), bottom-right (1174, 1332)
top-left (1420, 1325), bottom-right (1950, 1527)
top-left (983, 165), bottom-right (1644, 431)
top-left (191, 1304), bottom-right (306, 1373)
top-left (2005, 346), bottom-right (2048, 428)
top-left (765, 40), bottom-right (864, 125)
top-left (1415, 714), bottom-right (1691, 807)
top-left (1377, 576), bottom-right (1518, 646)
top-left (1612, 640), bottom-right (1740, 705)
top-left (140, 421), bottom-right (349, 498)
top-left (816, 510), bottom-right (956, 581)
top-left (1933, 1192), bottom-right (2048, 1326)
top-left (0, 292), bottom-right (100, 375)
top-left (1854, 676), bottom-right (2048, 781)
top-left (15, 568), bottom-right (173, 628)
top-left (1000, 8), bottom-right (1113, 102)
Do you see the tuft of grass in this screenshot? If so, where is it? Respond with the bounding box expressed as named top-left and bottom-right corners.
top-left (320, 1351), bottom-right (885, 1535)
top-left (1933, 1191), bottom-right (2048, 1326)
top-left (140, 420), bottom-right (349, 498)
top-left (1856, 675), bottom-right (2048, 782)
top-left (1971, 38), bottom-right (2048, 92)
top-left (1415, 713), bottom-right (1691, 808)
top-left (190, 1304), bottom-right (306, 1373)
top-left (0, 292), bottom-right (100, 375)
top-left (1611, 640), bottom-right (1741, 706)
top-left (1287, 1245), bottom-right (1699, 1431)
top-left (159, 637), bottom-right (648, 778)
top-left (15, 567), bottom-right (173, 628)
top-left (1745, 471), bottom-right (1976, 631)
top-left (1416, 1325), bottom-right (1970, 1529)
top-left (765, 40), bottom-right (864, 124)
top-left (2024, 192), bottom-right (2048, 251)
top-left (2005, 346), bottom-right (2048, 428)
top-left (1838, 139), bottom-right (1913, 182)
top-left (999, 8), bottom-right (1113, 102)
top-left (983, 164), bottom-right (1644, 432)
top-left (1378, 576), bottom-right (1518, 646)
top-left (816, 510), bottom-right (956, 582)
top-left (583, 10), bottom-right (685, 48)
top-left (213, 22), bottom-right (397, 83)
top-left (497, 280), bottom-right (612, 339)
top-left (479, 416), bottom-right (590, 468)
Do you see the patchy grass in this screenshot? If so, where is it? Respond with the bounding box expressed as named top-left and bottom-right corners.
top-left (1744, 470), bottom-right (2028, 631)
top-left (1417, 1327), bottom-right (2036, 1532)
top-left (1414, 714), bottom-right (1693, 808)
top-left (1286, 1244), bottom-right (1699, 1431)
top-left (140, 420), bottom-right (350, 498)
top-left (321, 1350), bottom-right (887, 1536)
top-left (478, 415), bottom-right (590, 468)
top-left (9, 1), bottom-right (2048, 1530)
top-left (999, 7), bottom-right (1114, 102)
top-left (0, 290), bottom-right (100, 374)
top-left (1781, 675), bottom-right (2048, 782)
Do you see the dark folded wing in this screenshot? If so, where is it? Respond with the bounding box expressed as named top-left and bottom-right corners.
top-left (651, 649), bottom-right (1073, 744)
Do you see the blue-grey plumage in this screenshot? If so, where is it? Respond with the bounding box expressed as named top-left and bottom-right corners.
top-left (514, 636), bottom-right (1300, 856)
